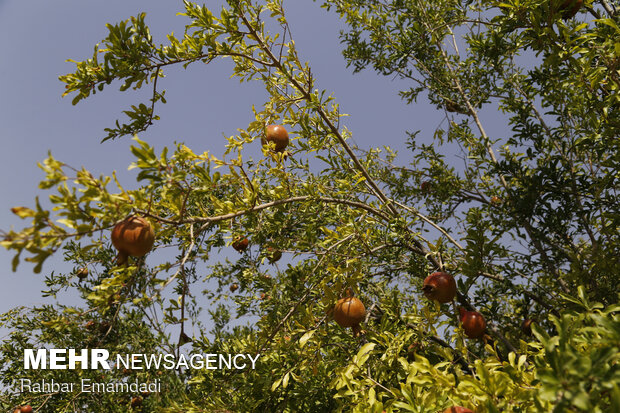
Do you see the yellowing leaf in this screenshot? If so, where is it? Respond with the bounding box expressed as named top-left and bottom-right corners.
top-left (271, 377), bottom-right (282, 391)
top-left (299, 330), bottom-right (315, 348)
top-left (56, 219), bottom-right (76, 229)
top-left (11, 207), bottom-right (35, 218)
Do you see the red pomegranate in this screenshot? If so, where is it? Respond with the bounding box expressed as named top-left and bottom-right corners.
top-left (459, 307), bottom-right (487, 339)
top-left (422, 272), bottom-right (457, 303)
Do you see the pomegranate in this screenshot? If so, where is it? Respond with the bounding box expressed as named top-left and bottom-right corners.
top-left (422, 272), bottom-right (457, 303)
top-left (76, 266), bottom-right (89, 280)
top-left (521, 318), bottom-right (533, 336)
top-left (20, 406), bottom-right (33, 413)
top-left (459, 307), bottom-right (486, 339)
top-left (111, 216), bottom-right (155, 261)
top-left (266, 247), bottom-right (282, 263)
top-left (559, 0), bottom-right (583, 19)
top-left (232, 237), bottom-right (249, 252)
top-left (262, 124), bottom-right (289, 153)
top-left (230, 283), bottom-right (239, 293)
top-left (333, 297), bottom-right (366, 329)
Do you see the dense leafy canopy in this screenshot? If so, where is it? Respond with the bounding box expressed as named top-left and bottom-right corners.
top-left (2, 0), bottom-right (619, 411)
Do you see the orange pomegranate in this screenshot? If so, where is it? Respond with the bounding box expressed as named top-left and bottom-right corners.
top-left (262, 124), bottom-right (289, 153)
top-left (232, 237), bottom-right (249, 252)
top-left (333, 297), bottom-right (366, 329)
top-left (111, 216), bottom-right (155, 261)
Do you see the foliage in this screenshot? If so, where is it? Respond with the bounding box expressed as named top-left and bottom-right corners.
top-left (1, 0), bottom-right (619, 411)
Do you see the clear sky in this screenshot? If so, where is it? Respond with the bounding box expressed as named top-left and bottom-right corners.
top-left (0, 0), bottom-right (443, 336)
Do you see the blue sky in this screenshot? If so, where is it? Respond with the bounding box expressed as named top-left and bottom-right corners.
top-left (0, 0), bottom-right (443, 336)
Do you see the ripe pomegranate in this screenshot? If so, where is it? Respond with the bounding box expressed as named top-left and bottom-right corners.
top-left (559, 0), bottom-right (583, 19)
top-left (333, 297), bottom-right (366, 330)
top-left (521, 319), bottom-right (533, 336)
top-left (230, 283), bottom-right (239, 293)
top-left (111, 216), bottom-right (155, 262)
top-left (422, 272), bottom-right (457, 303)
top-left (232, 237), bottom-right (249, 252)
top-left (420, 181), bottom-right (431, 192)
top-left (262, 124), bottom-right (289, 153)
top-left (20, 406), bottom-right (33, 413)
top-left (443, 406), bottom-right (474, 413)
top-left (459, 307), bottom-right (486, 339)
top-left (490, 196), bottom-right (501, 205)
